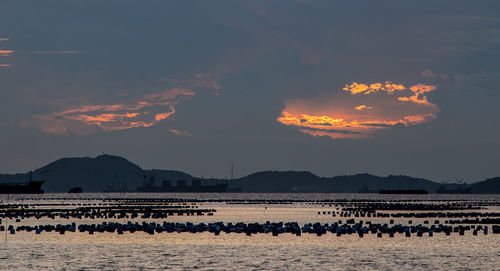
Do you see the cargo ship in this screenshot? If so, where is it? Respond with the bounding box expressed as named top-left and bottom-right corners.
top-left (137, 179), bottom-right (228, 193)
top-left (0, 172), bottom-right (45, 194)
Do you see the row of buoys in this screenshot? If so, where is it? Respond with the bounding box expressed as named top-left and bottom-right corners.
top-left (0, 207), bottom-right (216, 221)
top-left (2, 220), bottom-right (496, 237)
top-left (1, 203), bottom-right (194, 208)
top-left (340, 202), bottom-right (482, 212)
top-left (446, 218), bottom-right (500, 224)
top-left (318, 211), bottom-right (500, 219)
top-left (316, 210), bottom-right (499, 224)
top-left (4, 198), bottom-right (497, 216)
top-left (317, 211), bottom-right (376, 217)
top-left (374, 212), bottom-right (500, 218)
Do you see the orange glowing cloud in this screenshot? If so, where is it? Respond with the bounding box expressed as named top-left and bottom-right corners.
top-left (0, 50), bottom-right (14, 56)
top-left (277, 81), bottom-right (438, 139)
top-left (155, 110), bottom-right (175, 121)
top-left (0, 38), bottom-right (13, 60)
top-left (22, 88), bottom-right (194, 135)
top-left (354, 105), bottom-right (373, 111)
top-left (397, 84), bottom-right (437, 105)
top-left (343, 81), bottom-right (406, 95)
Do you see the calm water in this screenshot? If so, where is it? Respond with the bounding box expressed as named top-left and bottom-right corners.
top-left (1, 193), bottom-right (499, 270)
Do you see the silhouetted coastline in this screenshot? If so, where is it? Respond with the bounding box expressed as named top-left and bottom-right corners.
top-left (136, 179), bottom-right (229, 193)
top-left (0, 155), bottom-right (499, 193)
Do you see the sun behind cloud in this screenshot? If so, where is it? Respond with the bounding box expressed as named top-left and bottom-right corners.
top-left (277, 82), bottom-right (439, 139)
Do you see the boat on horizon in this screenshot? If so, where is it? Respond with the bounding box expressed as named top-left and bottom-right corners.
top-left (136, 179), bottom-right (229, 193)
top-left (0, 172), bottom-right (45, 194)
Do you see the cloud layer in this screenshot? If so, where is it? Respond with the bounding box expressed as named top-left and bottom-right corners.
top-left (22, 88), bottom-right (194, 135)
top-left (277, 82), bottom-right (439, 139)
top-left (0, 37), bottom-right (13, 67)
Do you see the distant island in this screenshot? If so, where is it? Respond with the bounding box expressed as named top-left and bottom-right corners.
top-left (0, 154), bottom-right (499, 194)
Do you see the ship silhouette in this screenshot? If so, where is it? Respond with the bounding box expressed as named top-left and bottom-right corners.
top-left (136, 179), bottom-right (228, 193)
top-left (0, 171), bottom-right (44, 194)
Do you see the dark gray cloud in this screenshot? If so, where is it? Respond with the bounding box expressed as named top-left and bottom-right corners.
top-left (0, 1), bottom-right (499, 182)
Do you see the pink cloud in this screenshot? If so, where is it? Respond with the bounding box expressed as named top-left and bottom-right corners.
top-left (169, 128), bottom-right (191, 136)
top-left (0, 50), bottom-right (14, 57)
top-left (22, 88), bottom-right (194, 135)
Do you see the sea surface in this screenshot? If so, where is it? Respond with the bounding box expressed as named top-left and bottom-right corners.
top-left (1, 193), bottom-right (499, 271)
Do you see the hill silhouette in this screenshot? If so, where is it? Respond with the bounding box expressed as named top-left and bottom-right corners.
top-left (229, 171), bottom-right (325, 192)
top-left (0, 154), bottom-right (498, 193)
top-left (229, 172), bottom-right (442, 193)
top-left (0, 155), bottom-right (192, 192)
top-left (471, 177), bottom-right (500, 194)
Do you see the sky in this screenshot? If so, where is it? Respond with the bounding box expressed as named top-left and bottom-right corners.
top-left (1, 1), bottom-right (500, 182)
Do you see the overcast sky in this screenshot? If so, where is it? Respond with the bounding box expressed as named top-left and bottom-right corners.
top-left (1, 1), bottom-right (499, 182)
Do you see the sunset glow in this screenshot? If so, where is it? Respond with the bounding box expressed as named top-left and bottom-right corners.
top-left (343, 82), bottom-right (406, 95)
top-left (397, 84), bottom-right (437, 105)
top-left (354, 105), bottom-right (373, 111)
top-left (277, 82), bottom-right (439, 139)
top-left (22, 88), bottom-right (194, 135)
top-left (0, 50), bottom-right (14, 56)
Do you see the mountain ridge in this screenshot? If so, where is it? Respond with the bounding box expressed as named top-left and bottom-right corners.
top-left (0, 154), bottom-right (498, 193)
